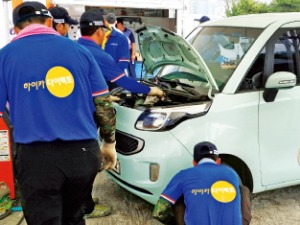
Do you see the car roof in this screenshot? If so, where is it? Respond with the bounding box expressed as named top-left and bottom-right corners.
top-left (203, 13), bottom-right (300, 28)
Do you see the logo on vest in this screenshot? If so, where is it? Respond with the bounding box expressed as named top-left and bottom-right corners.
top-left (211, 180), bottom-right (236, 203)
top-left (46, 66), bottom-right (74, 98)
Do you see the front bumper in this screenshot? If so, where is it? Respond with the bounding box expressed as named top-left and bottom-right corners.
top-left (107, 105), bottom-right (193, 204)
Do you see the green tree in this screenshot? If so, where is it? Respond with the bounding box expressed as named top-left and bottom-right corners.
top-left (269, 0), bottom-right (300, 12)
top-left (225, 0), bottom-right (268, 16)
top-left (226, 0), bottom-right (300, 16)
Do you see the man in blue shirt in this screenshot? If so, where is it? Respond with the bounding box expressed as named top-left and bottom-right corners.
top-left (153, 141), bottom-right (242, 225)
top-left (103, 13), bottom-right (130, 73)
top-left (77, 9), bottom-right (164, 97)
top-left (49, 6), bottom-right (79, 37)
top-left (116, 17), bottom-right (137, 79)
top-left (0, 2), bottom-right (116, 224)
top-left (76, 9), bottom-right (163, 219)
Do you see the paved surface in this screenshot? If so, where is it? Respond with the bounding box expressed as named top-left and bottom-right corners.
top-left (2, 172), bottom-right (300, 225)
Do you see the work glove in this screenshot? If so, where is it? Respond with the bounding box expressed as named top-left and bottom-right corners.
top-left (148, 87), bottom-right (164, 97)
top-left (100, 141), bottom-right (117, 170)
top-left (144, 95), bottom-right (160, 106)
top-left (109, 95), bottom-right (121, 102)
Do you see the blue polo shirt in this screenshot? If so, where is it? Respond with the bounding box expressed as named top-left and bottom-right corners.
top-left (104, 28), bottom-right (130, 72)
top-left (123, 27), bottom-right (135, 50)
top-left (0, 33), bottom-right (108, 143)
top-left (161, 161), bottom-right (242, 225)
top-left (78, 37), bottom-right (150, 94)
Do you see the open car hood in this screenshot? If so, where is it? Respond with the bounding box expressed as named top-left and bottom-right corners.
top-left (136, 26), bottom-right (219, 91)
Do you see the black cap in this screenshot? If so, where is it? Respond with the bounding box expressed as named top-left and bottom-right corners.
top-left (79, 9), bottom-right (106, 28)
top-left (13, 1), bottom-right (52, 26)
top-left (49, 6), bottom-right (78, 25)
top-left (194, 141), bottom-right (219, 162)
top-left (194, 16), bottom-right (210, 23)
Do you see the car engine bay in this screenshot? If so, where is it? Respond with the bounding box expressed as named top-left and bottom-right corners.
top-left (110, 77), bottom-right (212, 109)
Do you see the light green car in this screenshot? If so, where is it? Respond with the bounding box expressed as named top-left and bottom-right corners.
top-left (108, 13), bottom-right (300, 205)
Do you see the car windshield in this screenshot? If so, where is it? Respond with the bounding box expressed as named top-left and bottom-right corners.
top-left (158, 26), bottom-right (263, 91)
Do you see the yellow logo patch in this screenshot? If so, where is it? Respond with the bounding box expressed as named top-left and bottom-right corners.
top-left (211, 181), bottom-right (237, 203)
top-left (46, 66), bottom-right (74, 98)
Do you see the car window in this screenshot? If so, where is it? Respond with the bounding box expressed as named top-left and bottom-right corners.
top-left (273, 29), bottom-right (300, 80)
top-left (239, 49), bottom-right (266, 91)
top-left (189, 27), bottom-right (263, 90)
top-left (239, 28), bottom-right (300, 92)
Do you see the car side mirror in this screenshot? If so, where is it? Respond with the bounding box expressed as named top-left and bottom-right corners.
top-left (263, 71), bottom-right (296, 102)
top-left (265, 71), bottom-right (296, 89)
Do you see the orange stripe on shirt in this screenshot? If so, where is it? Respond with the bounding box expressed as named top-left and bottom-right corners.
top-left (92, 89), bottom-right (109, 97)
top-left (161, 194), bottom-right (176, 204)
top-left (111, 73), bottom-right (126, 82)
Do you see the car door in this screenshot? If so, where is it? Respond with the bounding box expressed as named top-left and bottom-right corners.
top-left (259, 27), bottom-right (300, 186)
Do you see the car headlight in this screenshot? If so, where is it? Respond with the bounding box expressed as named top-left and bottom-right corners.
top-left (135, 103), bottom-right (211, 131)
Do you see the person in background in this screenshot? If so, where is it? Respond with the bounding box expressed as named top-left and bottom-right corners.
top-left (0, 2), bottom-right (116, 224)
top-left (49, 6), bottom-right (79, 37)
top-left (116, 17), bottom-right (137, 79)
top-left (77, 9), bottom-right (164, 98)
top-left (153, 141), bottom-right (242, 225)
top-left (106, 13), bottom-right (122, 33)
top-left (103, 13), bottom-right (130, 73)
top-left (194, 15), bottom-right (210, 24)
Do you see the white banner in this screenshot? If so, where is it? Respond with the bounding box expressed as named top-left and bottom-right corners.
top-left (52, 0), bottom-right (184, 10)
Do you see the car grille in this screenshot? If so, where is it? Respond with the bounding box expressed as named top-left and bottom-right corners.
top-left (116, 130), bottom-right (144, 155)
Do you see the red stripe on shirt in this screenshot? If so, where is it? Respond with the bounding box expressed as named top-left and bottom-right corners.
top-left (92, 89), bottom-right (109, 97)
top-left (161, 194), bottom-right (176, 204)
top-left (111, 73), bottom-right (126, 82)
